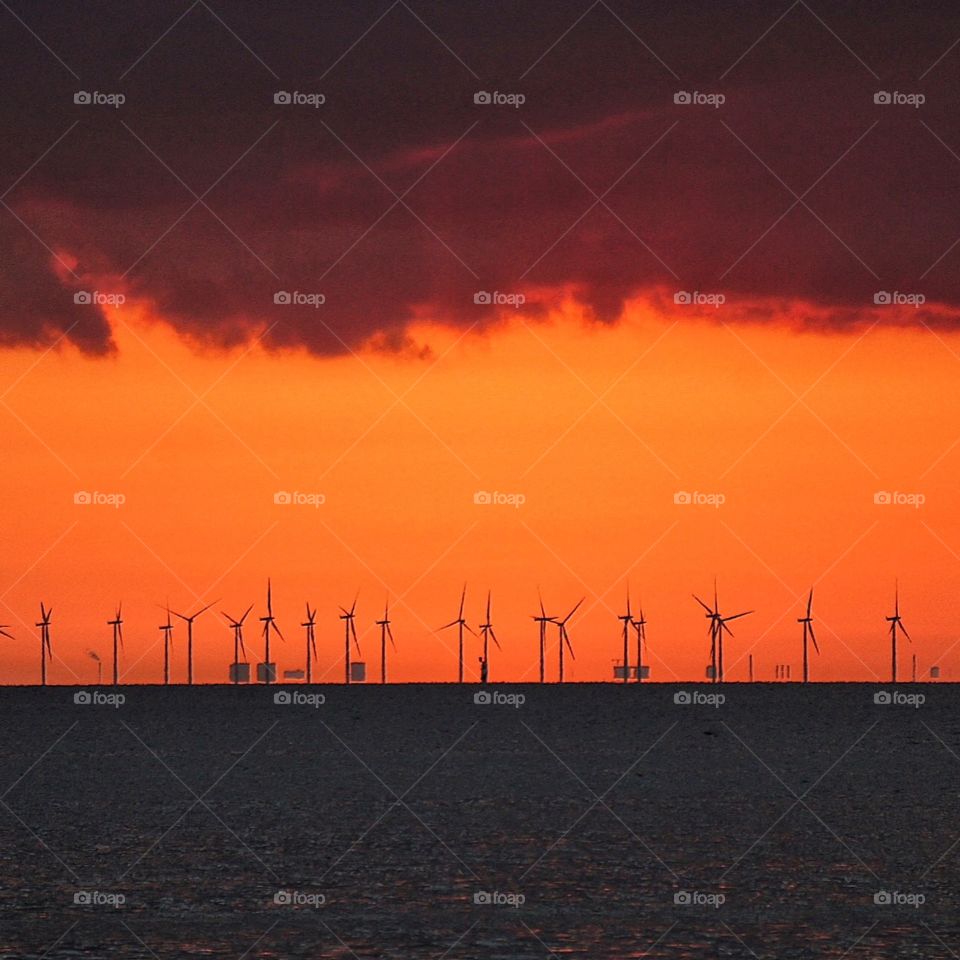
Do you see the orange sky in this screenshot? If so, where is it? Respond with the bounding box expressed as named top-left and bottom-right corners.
top-left (2, 296), bottom-right (959, 685)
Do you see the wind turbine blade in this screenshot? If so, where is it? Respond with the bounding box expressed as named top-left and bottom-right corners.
top-left (564, 632), bottom-right (576, 660)
top-left (538, 588), bottom-right (546, 619)
top-left (490, 627), bottom-right (501, 651)
top-left (0, 628), bottom-right (13, 640)
top-left (118, 624), bottom-right (124, 649)
top-left (439, 620), bottom-right (459, 630)
top-left (806, 588), bottom-right (813, 619)
top-left (809, 624), bottom-right (821, 654)
top-left (240, 604), bottom-right (254, 624)
top-left (486, 590), bottom-right (491, 621)
top-left (563, 597), bottom-right (585, 623)
top-left (900, 621), bottom-right (912, 642)
top-left (195, 599), bottom-right (217, 618)
top-left (459, 583), bottom-right (467, 618)
top-left (350, 590), bottom-right (359, 615)
top-left (464, 623), bottom-right (477, 637)
top-left (724, 611), bottom-right (754, 622)
top-left (267, 578), bottom-right (273, 616)
top-left (350, 619), bottom-right (361, 653)
top-left (693, 594), bottom-right (714, 614)
top-left (274, 622), bottom-right (285, 642)
top-left (720, 620), bottom-right (734, 637)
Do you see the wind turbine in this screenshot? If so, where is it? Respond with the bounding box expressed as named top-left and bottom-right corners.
top-left (798, 588), bottom-right (819, 683)
top-left (36, 603), bottom-right (52, 686)
top-left (632, 606), bottom-right (647, 683)
top-left (172, 600), bottom-right (217, 685)
top-left (617, 589), bottom-right (633, 683)
top-left (440, 584), bottom-right (475, 683)
top-left (259, 579), bottom-right (283, 684)
top-left (376, 599), bottom-right (396, 684)
top-left (340, 593), bottom-right (361, 683)
top-left (107, 604), bottom-right (123, 686)
top-left (222, 604), bottom-right (253, 684)
top-left (693, 582), bottom-right (752, 682)
top-left (478, 591), bottom-right (501, 682)
top-left (556, 598), bottom-right (583, 683)
top-left (887, 581), bottom-right (911, 683)
top-left (531, 591), bottom-right (556, 683)
top-left (87, 649), bottom-right (102, 684)
top-left (158, 606), bottom-right (175, 685)
top-left (301, 603), bottom-right (318, 683)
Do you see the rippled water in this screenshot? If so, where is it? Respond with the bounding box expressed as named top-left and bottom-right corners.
top-left (0, 684), bottom-right (955, 957)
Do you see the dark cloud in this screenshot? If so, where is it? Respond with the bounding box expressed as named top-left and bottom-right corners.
top-left (2, 0), bottom-right (960, 355)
